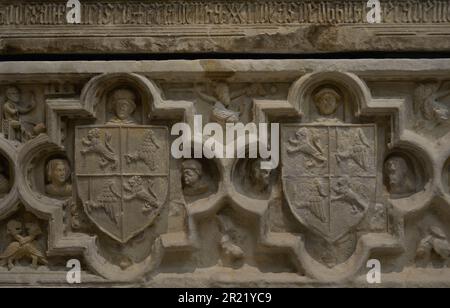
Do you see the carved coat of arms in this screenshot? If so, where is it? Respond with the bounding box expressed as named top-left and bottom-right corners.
top-left (75, 125), bottom-right (169, 243)
top-left (282, 124), bottom-right (377, 242)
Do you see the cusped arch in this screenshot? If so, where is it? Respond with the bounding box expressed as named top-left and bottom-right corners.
top-left (80, 73), bottom-right (165, 119)
top-left (288, 72), bottom-right (373, 118)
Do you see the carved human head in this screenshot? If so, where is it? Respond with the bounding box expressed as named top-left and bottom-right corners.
top-left (6, 220), bottom-right (22, 236)
top-left (249, 159), bottom-right (271, 189)
top-left (111, 89), bottom-right (136, 120)
top-left (5, 86), bottom-right (20, 103)
top-left (47, 159), bottom-right (71, 186)
top-left (384, 156), bottom-right (409, 192)
top-left (25, 222), bottom-right (42, 237)
top-left (314, 88), bottom-right (342, 116)
top-left (182, 160), bottom-right (203, 187)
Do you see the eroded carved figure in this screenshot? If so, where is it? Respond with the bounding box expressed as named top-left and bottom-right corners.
top-left (416, 227), bottom-right (450, 267)
top-left (314, 88), bottom-right (342, 117)
top-left (414, 82), bottom-right (450, 123)
top-left (45, 159), bottom-right (72, 198)
top-left (182, 159), bottom-right (208, 196)
top-left (0, 220), bottom-right (47, 270)
top-left (107, 89), bottom-right (137, 125)
top-left (195, 82), bottom-right (266, 124)
top-left (1, 86), bottom-right (44, 142)
top-left (384, 155), bottom-right (416, 197)
top-left (246, 158), bottom-right (272, 195)
top-left (217, 215), bottom-right (244, 267)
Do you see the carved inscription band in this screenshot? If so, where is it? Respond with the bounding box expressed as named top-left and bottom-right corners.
top-left (2, 0), bottom-right (450, 26)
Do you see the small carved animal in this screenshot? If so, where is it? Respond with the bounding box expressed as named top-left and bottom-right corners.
top-left (81, 129), bottom-right (118, 170)
top-left (123, 176), bottom-right (158, 214)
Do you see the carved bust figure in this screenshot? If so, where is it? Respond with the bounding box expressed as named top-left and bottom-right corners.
top-left (0, 163), bottom-right (9, 196)
top-left (45, 159), bottom-right (72, 198)
top-left (182, 159), bottom-right (208, 196)
top-left (384, 156), bottom-right (416, 197)
top-left (313, 88), bottom-right (342, 116)
top-left (248, 158), bottom-right (272, 194)
top-left (107, 89), bottom-right (137, 125)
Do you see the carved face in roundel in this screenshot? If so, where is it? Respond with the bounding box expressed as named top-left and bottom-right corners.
top-left (182, 160), bottom-right (202, 187)
top-left (47, 159), bottom-right (69, 186)
top-left (385, 156), bottom-right (407, 188)
top-left (314, 89), bottom-right (341, 116)
top-left (251, 160), bottom-right (271, 187)
top-left (6, 87), bottom-right (20, 103)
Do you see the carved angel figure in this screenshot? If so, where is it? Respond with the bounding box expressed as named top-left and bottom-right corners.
top-left (414, 82), bottom-right (450, 123)
top-left (0, 220), bottom-right (48, 270)
top-left (85, 180), bottom-right (120, 225)
top-left (125, 130), bottom-right (159, 170)
top-left (81, 128), bottom-right (118, 170)
top-left (123, 176), bottom-right (158, 214)
top-left (195, 82), bottom-right (266, 125)
top-left (287, 128), bottom-right (326, 167)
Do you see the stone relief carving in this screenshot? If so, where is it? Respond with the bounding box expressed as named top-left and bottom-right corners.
top-left (233, 157), bottom-right (277, 200)
top-left (182, 159), bottom-right (209, 197)
top-left (313, 87), bottom-right (342, 118)
top-left (416, 227), bottom-right (450, 268)
top-left (80, 128), bottom-right (118, 170)
top-left (195, 81), bottom-right (269, 124)
top-left (0, 215), bottom-right (47, 270)
top-left (414, 82), bottom-right (450, 124)
top-left (107, 89), bottom-right (138, 125)
top-left (384, 153), bottom-right (419, 199)
top-left (1, 86), bottom-right (45, 143)
top-left (0, 62), bottom-right (448, 286)
top-left (45, 159), bottom-right (72, 199)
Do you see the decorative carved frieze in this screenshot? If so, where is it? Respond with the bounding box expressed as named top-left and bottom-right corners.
top-left (0, 59), bottom-right (448, 287)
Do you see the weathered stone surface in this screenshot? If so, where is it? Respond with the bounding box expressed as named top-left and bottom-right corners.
top-left (2, 0), bottom-right (450, 54)
top-left (0, 59), bottom-right (448, 287)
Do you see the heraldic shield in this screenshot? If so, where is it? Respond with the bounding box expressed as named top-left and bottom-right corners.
top-left (282, 124), bottom-right (377, 243)
top-left (75, 125), bottom-right (169, 243)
